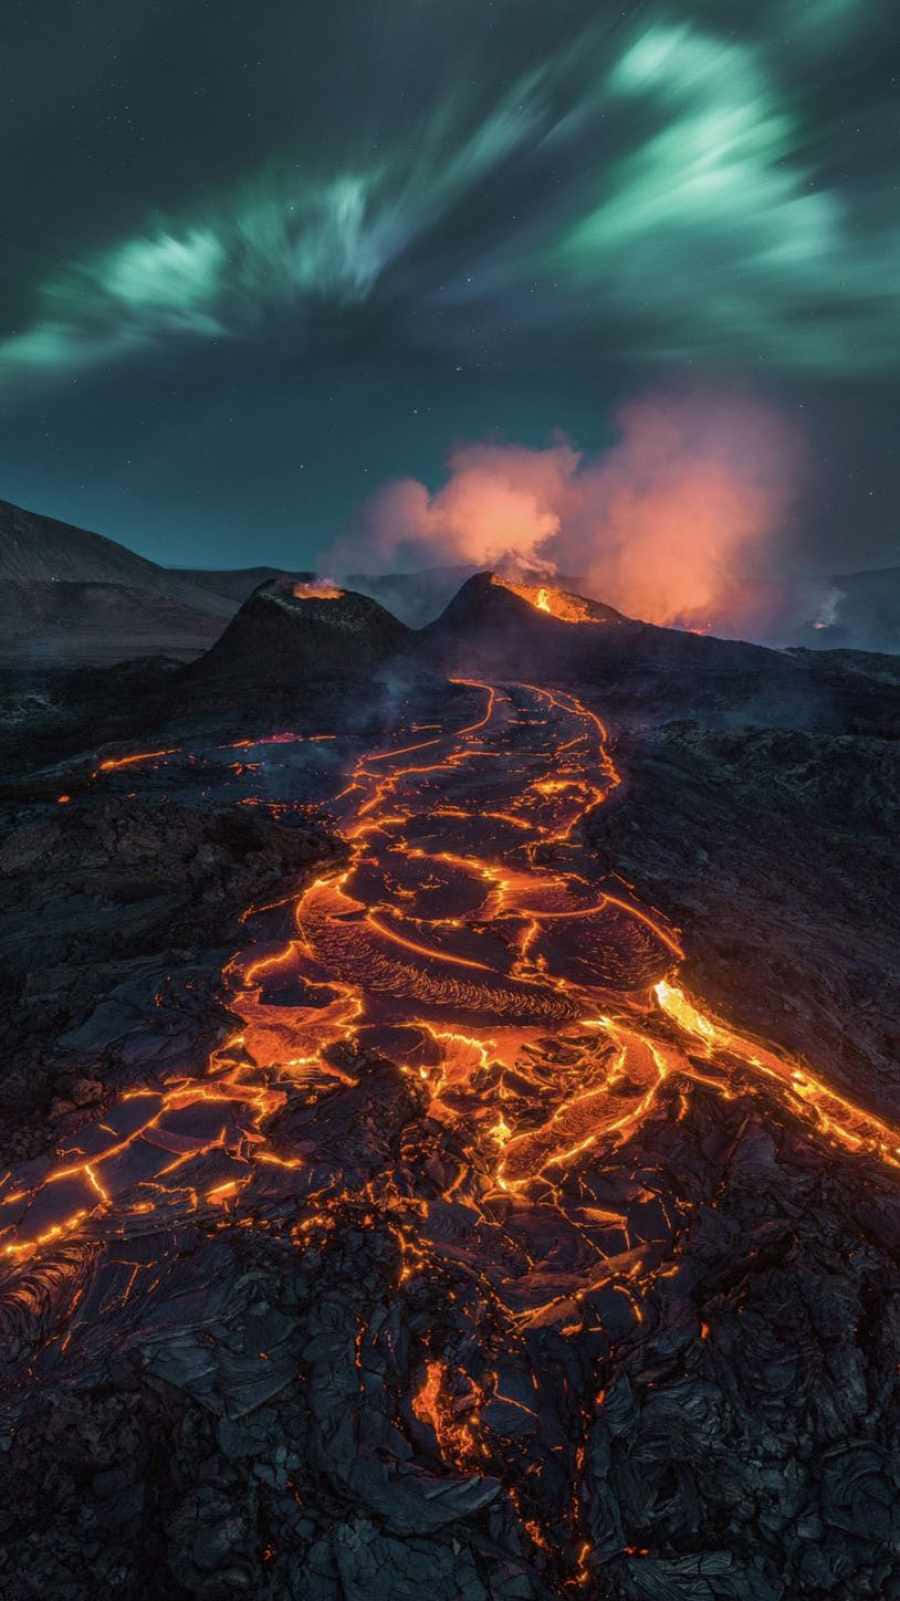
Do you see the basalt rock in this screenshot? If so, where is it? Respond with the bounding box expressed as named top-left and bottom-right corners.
top-left (0, 790), bottom-right (339, 1135)
top-left (1, 588), bottom-right (899, 1601)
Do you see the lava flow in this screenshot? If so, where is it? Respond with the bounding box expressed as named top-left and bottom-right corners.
top-left (490, 574), bottom-right (622, 623)
top-left (4, 675), bottom-right (899, 1276)
top-left (2, 672), bottom-right (899, 1575)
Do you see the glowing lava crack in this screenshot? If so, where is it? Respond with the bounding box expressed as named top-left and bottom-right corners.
top-left (2, 671), bottom-right (899, 1579)
top-left (4, 677), bottom-right (898, 1267)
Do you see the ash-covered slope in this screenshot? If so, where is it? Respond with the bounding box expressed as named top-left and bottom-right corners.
top-left (426, 569), bottom-right (754, 660)
top-left (423, 570), bottom-right (799, 702)
top-left (426, 570), bottom-right (627, 637)
top-left (186, 575), bottom-right (411, 690)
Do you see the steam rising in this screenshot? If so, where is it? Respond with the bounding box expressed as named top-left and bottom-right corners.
top-left (339, 394), bottom-right (807, 638)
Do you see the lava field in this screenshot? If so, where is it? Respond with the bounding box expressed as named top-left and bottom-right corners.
top-left (1, 581), bottom-right (899, 1601)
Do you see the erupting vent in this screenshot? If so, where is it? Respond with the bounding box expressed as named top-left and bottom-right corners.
top-left (491, 575), bottom-right (614, 623)
top-left (292, 579), bottom-right (344, 601)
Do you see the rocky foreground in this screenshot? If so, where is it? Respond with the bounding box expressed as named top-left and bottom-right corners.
top-left (0, 580), bottom-right (898, 1601)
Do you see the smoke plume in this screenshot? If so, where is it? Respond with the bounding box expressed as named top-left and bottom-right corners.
top-left (339, 393), bottom-right (809, 639)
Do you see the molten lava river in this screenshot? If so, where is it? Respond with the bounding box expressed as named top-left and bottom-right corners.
top-left (2, 677), bottom-right (898, 1578)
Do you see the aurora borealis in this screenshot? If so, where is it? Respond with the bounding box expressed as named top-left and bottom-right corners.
top-left (1, 0), bottom-right (898, 599)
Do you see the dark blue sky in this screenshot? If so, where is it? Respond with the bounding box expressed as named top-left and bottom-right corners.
top-left (1, 0), bottom-right (898, 578)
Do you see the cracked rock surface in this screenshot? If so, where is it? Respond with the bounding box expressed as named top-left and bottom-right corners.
top-left (0, 614), bottom-right (898, 1601)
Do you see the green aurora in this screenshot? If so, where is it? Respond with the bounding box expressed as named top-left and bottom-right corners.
top-left (3, 2), bottom-right (896, 392)
top-left (0, 0), bottom-right (896, 578)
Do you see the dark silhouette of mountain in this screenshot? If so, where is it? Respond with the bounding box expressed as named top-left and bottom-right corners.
top-left (345, 565), bottom-right (608, 627)
top-left (420, 571), bottom-right (900, 735)
top-left (421, 570), bottom-right (753, 678)
top-left (0, 496), bottom-right (235, 664)
top-left (186, 575), bottom-right (411, 690)
top-left (0, 580), bottom-right (229, 667)
top-left (422, 570), bottom-right (626, 642)
top-left (0, 497), bottom-right (231, 615)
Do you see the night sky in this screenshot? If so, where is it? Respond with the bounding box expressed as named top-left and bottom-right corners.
top-left (1, 0), bottom-right (898, 613)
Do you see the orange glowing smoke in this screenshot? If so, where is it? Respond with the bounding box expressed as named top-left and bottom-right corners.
top-left (342, 393), bottom-right (804, 639)
top-left (292, 579), bottom-right (344, 601)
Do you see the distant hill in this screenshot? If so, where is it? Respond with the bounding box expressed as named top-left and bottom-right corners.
top-left (0, 496), bottom-right (236, 665)
top-left (832, 566), bottom-right (900, 652)
top-left (344, 565), bottom-right (477, 627)
top-left (795, 565), bottom-right (900, 654)
top-left (0, 580), bottom-right (228, 666)
top-left (0, 498), bottom-right (232, 617)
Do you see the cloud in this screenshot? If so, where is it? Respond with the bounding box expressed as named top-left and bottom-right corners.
top-left (339, 392), bottom-right (810, 639)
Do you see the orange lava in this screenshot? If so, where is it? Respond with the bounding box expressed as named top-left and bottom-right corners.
top-left (412, 1359), bottom-right (485, 1463)
top-left (7, 673), bottom-right (898, 1276)
top-left (490, 576), bottom-right (610, 623)
top-left (655, 980), bottom-right (900, 1168)
top-left (292, 579), bottom-right (344, 601)
top-left (97, 747), bottom-right (179, 772)
top-left (4, 657), bottom-right (899, 1563)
